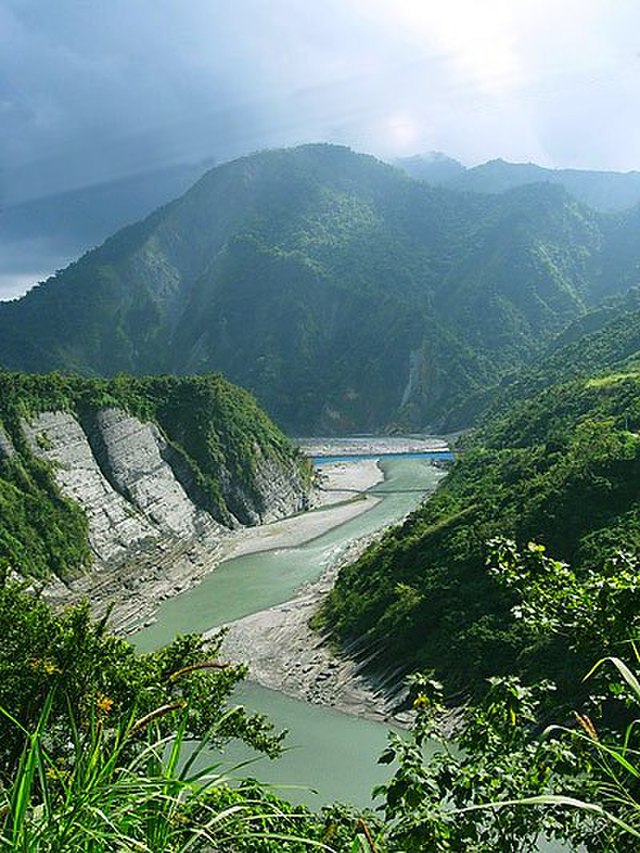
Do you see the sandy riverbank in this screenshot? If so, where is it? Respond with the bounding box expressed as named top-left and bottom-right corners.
top-left (43, 458), bottom-right (385, 635)
top-left (216, 528), bottom-right (413, 727)
top-left (230, 458), bottom-right (384, 552)
top-left (298, 436), bottom-right (449, 457)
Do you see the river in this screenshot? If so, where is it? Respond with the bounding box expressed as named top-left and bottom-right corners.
top-left (134, 455), bottom-right (445, 807)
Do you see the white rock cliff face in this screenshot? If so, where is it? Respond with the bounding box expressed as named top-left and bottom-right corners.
top-left (21, 410), bottom-right (170, 565)
top-left (91, 408), bottom-right (212, 539)
top-left (0, 425), bottom-right (14, 459)
top-left (21, 407), bottom-right (307, 572)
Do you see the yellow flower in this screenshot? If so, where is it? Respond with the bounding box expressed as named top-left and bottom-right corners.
top-left (96, 693), bottom-right (114, 716)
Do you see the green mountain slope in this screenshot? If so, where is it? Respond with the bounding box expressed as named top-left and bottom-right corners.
top-left (1, 144), bottom-right (638, 433)
top-left (479, 286), bottom-right (640, 422)
top-left (320, 370), bottom-right (640, 699)
top-left (0, 371), bottom-right (306, 580)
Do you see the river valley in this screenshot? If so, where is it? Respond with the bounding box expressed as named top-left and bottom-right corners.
top-left (133, 448), bottom-right (447, 807)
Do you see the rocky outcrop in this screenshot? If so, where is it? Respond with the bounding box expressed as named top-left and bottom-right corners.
top-left (218, 451), bottom-right (310, 526)
top-left (21, 411), bottom-right (166, 565)
top-left (0, 425), bottom-right (14, 459)
top-left (22, 408), bottom-right (295, 574)
top-left (254, 455), bottom-right (310, 522)
top-left (20, 403), bottom-right (310, 585)
top-left (88, 408), bottom-right (215, 539)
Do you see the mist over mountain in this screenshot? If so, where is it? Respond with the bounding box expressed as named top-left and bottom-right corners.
top-left (396, 153), bottom-right (640, 213)
top-left (0, 162), bottom-right (208, 300)
top-left (1, 143), bottom-right (639, 434)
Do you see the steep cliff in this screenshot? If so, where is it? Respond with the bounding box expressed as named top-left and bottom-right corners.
top-left (0, 372), bottom-right (310, 581)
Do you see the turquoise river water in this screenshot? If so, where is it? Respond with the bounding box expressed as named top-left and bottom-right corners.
top-left (134, 457), bottom-right (445, 807)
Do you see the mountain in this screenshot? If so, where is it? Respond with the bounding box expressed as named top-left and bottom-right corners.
top-left (396, 154), bottom-right (640, 212)
top-left (0, 371), bottom-right (309, 582)
top-left (393, 152), bottom-right (466, 185)
top-left (1, 144), bottom-right (639, 434)
top-left (474, 285), bottom-right (640, 423)
top-left (320, 365), bottom-right (640, 700)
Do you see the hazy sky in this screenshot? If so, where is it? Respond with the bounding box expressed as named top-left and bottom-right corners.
top-left (3, 0), bottom-right (640, 205)
top-left (1, 0), bottom-right (639, 300)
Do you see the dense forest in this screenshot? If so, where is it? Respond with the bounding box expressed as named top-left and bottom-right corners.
top-left (321, 368), bottom-right (640, 699)
top-left (2, 145), bottom-right (640, 433)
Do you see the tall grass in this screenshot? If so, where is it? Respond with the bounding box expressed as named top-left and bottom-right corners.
top-left (0, 693), bottom-right (331, 852)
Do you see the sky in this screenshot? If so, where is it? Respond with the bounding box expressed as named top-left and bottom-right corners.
top-left (1, 0), bottom-right (640, 296)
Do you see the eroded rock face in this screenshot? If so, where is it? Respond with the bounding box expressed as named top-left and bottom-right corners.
top-left (21, 409), bottom-right (225, 568)
top-left (21, 411), bottom-right (161, 565)
top-left (90, 408), bottom-right (211, 539)
top-left (215, 450), bottom-right (309, 526)
top-left (253, 454), bottom-right (310, 523)
top-left (20, 407), bottom-right (308, 575)
top-left (0, 426), bottom-right (14, 459)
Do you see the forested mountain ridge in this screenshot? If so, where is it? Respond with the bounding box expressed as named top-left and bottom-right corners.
top-left (320, 367), bottom-right (640, 701)
top-left (0, 371), bottom-right (309, 580)
top-left (1, 144), bottom-right (639, 434)
top-left (476, 285), bottom-right (640, 422)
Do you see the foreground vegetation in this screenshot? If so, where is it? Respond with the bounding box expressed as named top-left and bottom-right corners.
top-left (4, 564), bottom-right (640, 851)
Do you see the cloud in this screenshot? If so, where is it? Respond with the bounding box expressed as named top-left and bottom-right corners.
top-left (3, 0), bottom-right (639, 204)
top-left (1, 0), bottom-right (639, 297)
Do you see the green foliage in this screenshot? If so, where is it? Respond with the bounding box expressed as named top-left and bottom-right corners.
top-left (0, 458), bottom-right (91, 578)
top-left (365, 654), bottom-right (640, 851)
top-left (0, 695), bottom-right (322, 852)
top-left (0, 370), bottom-right (306, 578)
top-left (489, 539), bottom-right (640, 663)
top-left (0, 578), bottom-right (382, 852)
top-left (322, 373), bottom-right (640, 699)
top-left (479, 284), bottom-right (640, 424)
top-left (372, 673), bottom-right (590, 851)
top-left (0, 576), bottom-right (285, 786)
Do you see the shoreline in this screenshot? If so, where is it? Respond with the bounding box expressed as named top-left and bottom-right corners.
top-left (45, 450), bottom-right (438, 729)
top-left (43, 459), bottom-right (386, 636)
top-left (215, 454), bottom-right (446, 728)
top-left (217, 524), bottom-right (413, 728)
top-left (297, 436), bottom-right (449, 457)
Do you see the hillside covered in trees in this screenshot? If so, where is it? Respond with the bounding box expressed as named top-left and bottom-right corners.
top-left (2, 144), bottom-right (640, 433)
top-left (322, 345), bottom-right (640, 702)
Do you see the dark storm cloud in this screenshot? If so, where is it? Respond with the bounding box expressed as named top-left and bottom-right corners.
top-left (1, 0), bottom-right (281, 202)
top-left (3, 0), bottom-right (639, 206)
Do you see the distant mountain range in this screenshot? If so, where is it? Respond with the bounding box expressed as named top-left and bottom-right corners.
top-left (1, 144), bottom-right (639, 434)
top-left (395, 152), bottom-right (640, 212)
